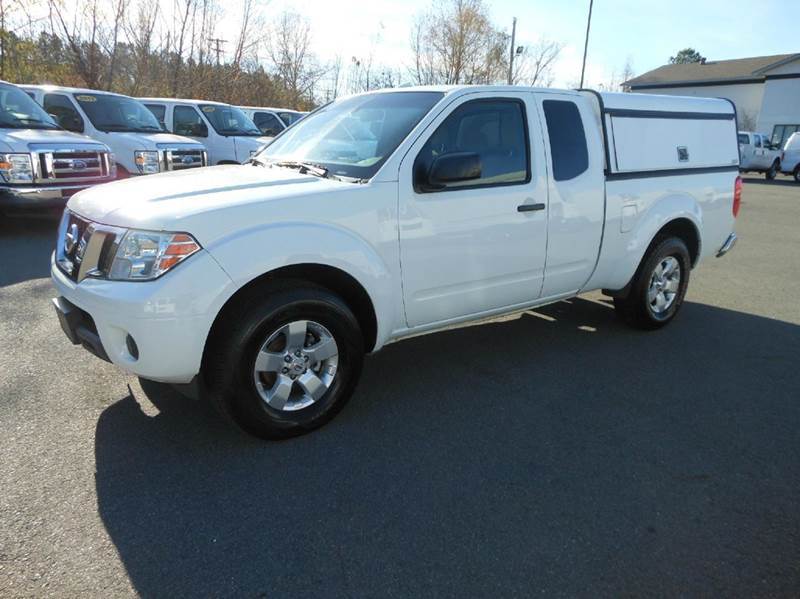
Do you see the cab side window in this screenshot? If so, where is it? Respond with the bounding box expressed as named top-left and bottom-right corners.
top-left (145, 104), bottom-right (166, 128)
top-left (542, 99), bottom-right (589, 181)
top-left (414, 98), bottom-right (530, 192)
top-left (253, 112), bottom-right (284, 136)
top-left (43, 93), bottom-right (84, 133)
top-left (754, 135), bottom-right (762, 148)
top-left (173, 105), bottom-right (207, 137)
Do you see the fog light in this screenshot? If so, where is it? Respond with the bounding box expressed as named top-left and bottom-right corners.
top-left (125, 334), bottom-right (139, 360)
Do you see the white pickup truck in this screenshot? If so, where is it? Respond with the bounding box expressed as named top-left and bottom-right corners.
top-left (737, 131), bottom-right (782, 179)
top-left (51, 86), bottom-right (740, 439)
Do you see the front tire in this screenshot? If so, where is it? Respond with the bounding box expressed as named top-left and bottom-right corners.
top-left (766, 161), bottom-right (779, 180)
top-left (203, 283), bottom-right (365, 439)
top-left (794, 166), bottom-right (800, 183)
top-left (613, 236), bottom-right (691, 330)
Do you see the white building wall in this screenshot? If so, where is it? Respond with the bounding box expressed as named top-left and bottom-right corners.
top-left (633, 83), bottom-right (765, 130)
top-left (757, 78), bottom-right (800, 142)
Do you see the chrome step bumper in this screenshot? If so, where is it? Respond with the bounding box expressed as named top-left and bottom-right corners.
top-left (716, 232), bottom-right (737, 258)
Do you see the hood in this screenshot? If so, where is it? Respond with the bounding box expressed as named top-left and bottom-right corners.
top-left (93, 130), bottom-right (204, 151)
top-left (67, 164), bottom-right (347, 238)
top-left (0, 127), bottom-right (109, 152)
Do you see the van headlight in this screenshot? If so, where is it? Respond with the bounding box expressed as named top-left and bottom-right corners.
top-left (0, 153), bottom-right (34, 183)
top-left (108, 230), bottom-right (201, 280)
top-left (134, 150), bottom-right (160, 174)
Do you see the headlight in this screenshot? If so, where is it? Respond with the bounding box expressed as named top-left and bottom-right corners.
top-left (109, 230), bottom-right (201, 280)
top-left (134, 150), bottom-right (160, 174)
top-left (0, 153), bottom-right (34, 183)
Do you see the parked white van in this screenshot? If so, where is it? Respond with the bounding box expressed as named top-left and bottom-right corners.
top-left (140, 98), bottom-right (272, 164)
top-left (0, 80), bottom-right (114, 213)
top-left (779, 132), bottom-right (800, 182)
top-left (238, 106), bottom-right (305, 136)
top-left (21, 85), bottom-right (207, 178)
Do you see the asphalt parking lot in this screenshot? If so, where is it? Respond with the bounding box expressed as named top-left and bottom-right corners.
top-left (1, 178), bottom-right (798, 597)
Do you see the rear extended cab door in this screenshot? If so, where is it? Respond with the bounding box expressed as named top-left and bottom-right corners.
top-left (533, 92), bottom-right (605, 297)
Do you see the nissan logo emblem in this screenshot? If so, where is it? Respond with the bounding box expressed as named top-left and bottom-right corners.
top-left (64, 223), bottom-right (79, 254)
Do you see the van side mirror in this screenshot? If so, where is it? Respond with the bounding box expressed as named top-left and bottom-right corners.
top-left (51, 112), bottom-right (82, 133)
top-left (195, 122), bottom-right (208, 137)
top-left (426, 152), bottom-right (482, 188)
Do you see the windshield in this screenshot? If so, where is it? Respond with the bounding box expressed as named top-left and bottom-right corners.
top-left (258, 91), bottom-right (444, 180)
top-left (199, 104), bottom-right (262, 136)
top-left (0, 84), bottom-right (59, 130)
top-left (277, 111), bottom-right (304, 126)
top-left (74, 93), bottom-right (164, 133)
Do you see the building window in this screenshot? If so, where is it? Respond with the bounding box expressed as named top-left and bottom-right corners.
top-left (772, 125), bottom-right (800, 148)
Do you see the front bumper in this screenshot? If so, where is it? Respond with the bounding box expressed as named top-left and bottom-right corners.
top-left (51, 250), bottom-right (235, 383)
top-left (716, 232), bottom-right (737, 258)
top-left (0, 183), bottom-right (109, 210)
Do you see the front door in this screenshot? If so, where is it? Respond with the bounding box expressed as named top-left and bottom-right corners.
top-left (398, 92), bottom-right (549, 328)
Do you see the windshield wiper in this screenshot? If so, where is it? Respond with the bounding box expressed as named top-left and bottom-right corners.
top-left (273, 160), bottom-right (331, 179)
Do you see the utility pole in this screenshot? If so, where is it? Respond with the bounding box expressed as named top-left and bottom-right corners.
top-left (507, 17), bottom-right (517, 85)
top-left (579, 0), bottom-right (593, 88)
top-left (208, 37), bottom-right (227, 66)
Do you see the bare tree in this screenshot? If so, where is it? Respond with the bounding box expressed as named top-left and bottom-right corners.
top-left (269, 11), bottom-right (324, 106)
top-left (48, 0), bottom-right (106, 88)
top-left (510, 39), bottom-right (562, 87)
top-left (410, 0), bottom-right (508, 85)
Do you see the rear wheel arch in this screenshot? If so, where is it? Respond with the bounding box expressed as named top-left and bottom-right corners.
top-left (654, 218), bottom-right (701, 267)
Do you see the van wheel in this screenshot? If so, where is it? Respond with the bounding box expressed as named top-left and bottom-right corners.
top-left (613, 236), bottom-right (691, 330)
top-left (794, 166), bottom-right (800, 183)
top-left (766, 161), bottom-right (779, 180)
top-left (203, 283), bottom-right (364, 439)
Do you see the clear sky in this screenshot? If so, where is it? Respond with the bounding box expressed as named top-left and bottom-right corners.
top-left (224, 0), bottom-right (798, 88)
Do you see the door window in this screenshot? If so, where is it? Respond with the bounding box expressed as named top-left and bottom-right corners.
top-left (173, 105), bottom-right (207, 137)
top-left (145, 104), bottom-right (166, 128)
top-left (738, 133), bottom-right (750, 145)
top-left (754, 135), bottom-right (762, 148)
top-left (542, 99), bottom-right (589, 181)
top-left (414, 98), bottom-right (529, 192)
top-left (43, 93), bottom-right (84, 132)
top-left (253, 112), bottom-right (284, 136)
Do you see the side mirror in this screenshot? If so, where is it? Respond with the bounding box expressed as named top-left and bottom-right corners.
top-left (261, 127), bottom-right (278, 137)
top-left (427, 152), bottom-right (482, 188)
top-left (195, 122), bottom-right (209, 137)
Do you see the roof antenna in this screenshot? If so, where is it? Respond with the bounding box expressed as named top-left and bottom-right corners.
top-left (579, 0), bottom-right (594, 88)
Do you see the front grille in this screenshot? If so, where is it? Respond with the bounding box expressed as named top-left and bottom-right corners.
top-left (37, 149), bottom-right (112, 183)
top-left (163, 148), bottom-right (206, 171)
top-left (56, 211), bottom-right (125, 282)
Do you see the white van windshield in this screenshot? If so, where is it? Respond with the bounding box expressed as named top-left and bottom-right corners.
top-left (0, 84), bottom-right (59, 130)
top-left (74, 93), bottom-right (164, 133)
top-left (257, 91), bottom-right (444, 180)
top-left (199, 104), bottom-right (262, 136)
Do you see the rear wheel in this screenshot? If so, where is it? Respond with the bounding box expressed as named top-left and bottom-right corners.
top-left (203, 283), bottom-right (365, 439)
top-left (613, 236), bottom-right (691, 330)
top-left (794, 166), bottom-right (800, 183)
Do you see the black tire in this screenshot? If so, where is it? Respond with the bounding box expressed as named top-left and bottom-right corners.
top-left (613, 236), bottom-right (691, 330)
top-left (766, 161), bottom-right (779, 180)
top-left (794, 166), bottom-right (800, 183)
top-left (203, 282), bottom-right (364, 439)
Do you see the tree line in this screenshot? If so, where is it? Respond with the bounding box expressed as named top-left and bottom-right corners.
top-left (0, 0), bottom-right (570, 109)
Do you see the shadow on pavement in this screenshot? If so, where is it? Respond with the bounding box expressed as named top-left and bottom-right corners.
top-left (742, 176), bottom-right (798, 187)
top-left (0, 215), bottom-right (60, 287)
top-left (94, 298), bottom-right (800, 597)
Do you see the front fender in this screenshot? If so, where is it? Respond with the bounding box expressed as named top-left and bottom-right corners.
top-left (204, 221), bottom-right (397, 348)
top-left (595, 192), bottom-right (703, 292)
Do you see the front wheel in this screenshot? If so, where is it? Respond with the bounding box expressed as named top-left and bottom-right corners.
top-left (766, 161), bottom-right (779, 180)
top-left (794, 166), bottom-right (800, 183)
top-left (203, 283), bottom-right (365, 439)
top-left (613, 236), bottom-right (691, 330)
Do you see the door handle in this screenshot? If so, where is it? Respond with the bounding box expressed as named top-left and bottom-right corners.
top-left (517, 202), bottom-right (546, 212)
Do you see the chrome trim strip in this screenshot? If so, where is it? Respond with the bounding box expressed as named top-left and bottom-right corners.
top-left (716, 232), bottom-right (737, 257)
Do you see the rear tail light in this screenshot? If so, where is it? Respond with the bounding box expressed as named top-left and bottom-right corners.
top-left (733, 176), bottom-right (742, 218)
